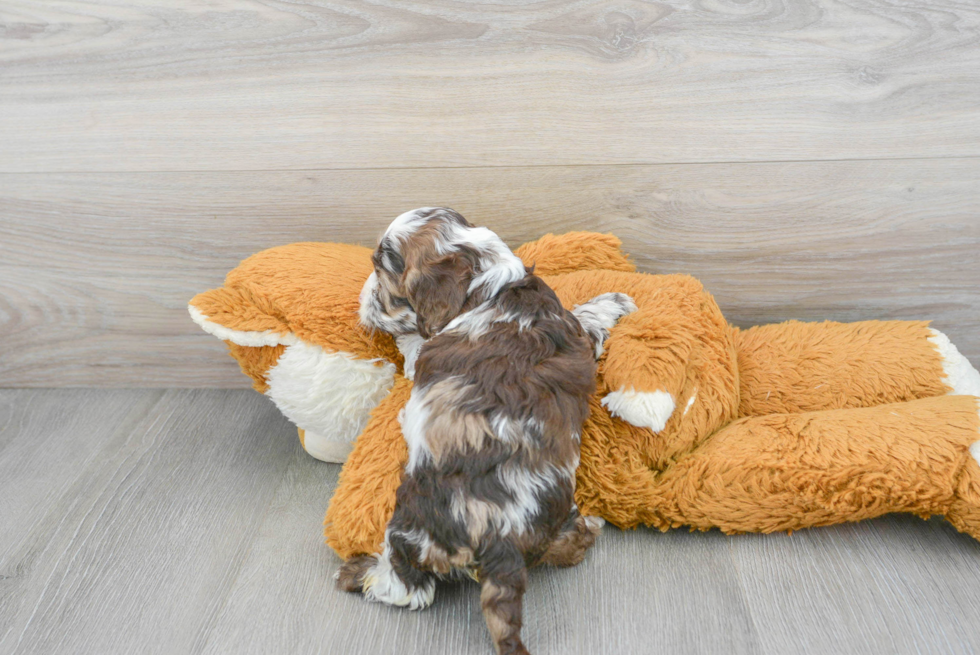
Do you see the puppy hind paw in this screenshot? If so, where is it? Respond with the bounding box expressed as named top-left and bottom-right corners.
top-left (365, 572), bottom-right (436, 611)
top-left (583, 516), bottom-right (605, 534)
top-left (336, 555), bottom-right (378, 593)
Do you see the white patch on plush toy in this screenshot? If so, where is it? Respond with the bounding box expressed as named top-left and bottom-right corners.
top-left (602, 388), bottom-right (676, 433)
top-left (683, 389), bottom-right (698, 417)
top-left (266, 341), bottom-right (396, 458)
top-left (301, 431), bottom-right (355, 463)
top-left (970, 398), bottom-right (980, 468)
top-left (970, 440), bottom-right (980, 468)
top-left (928, 329), bottom-right (980, 396)
top-left (188, 305), bottom-right (298, 347)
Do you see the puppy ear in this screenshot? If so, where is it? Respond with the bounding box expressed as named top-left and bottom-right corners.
top-left (406, 253), bottom-right (473, 338)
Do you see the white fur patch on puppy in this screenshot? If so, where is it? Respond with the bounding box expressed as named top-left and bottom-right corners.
top-left (452, 225), bottom-right (527, 297)
top-left (602, 387), bottom-right (676, 433)
top-left (928, 329), bottom-right (980, 396)
top-left (266, 341), bottom-right (396, 450)
top-left (384, 207), bottom-right (435, 243)
top-left (441, 302), bottom-right (522, 340)
top-left (396, 333), bottom-right (426, 381)
top-left (359, 271), bottom-right (418, 335)
top-left (400, 386), bottom-right (434, 474)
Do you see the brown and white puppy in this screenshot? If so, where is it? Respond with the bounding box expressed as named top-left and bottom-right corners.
top-left (340, 208), bottom-right (635, 655)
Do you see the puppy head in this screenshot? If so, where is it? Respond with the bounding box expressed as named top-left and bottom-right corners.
top-left (359, 207), bottom-right (527, 338)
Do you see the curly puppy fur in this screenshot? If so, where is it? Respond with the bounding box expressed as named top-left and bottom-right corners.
top-left (342, 208), bottom-right (633, 655)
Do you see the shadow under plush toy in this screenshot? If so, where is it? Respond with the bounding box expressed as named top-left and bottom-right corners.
top-left (190, 229), bottom-right (980, 562)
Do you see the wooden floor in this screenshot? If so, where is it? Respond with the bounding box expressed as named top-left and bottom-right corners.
top-left (2, 388), bottom-right (979, 655)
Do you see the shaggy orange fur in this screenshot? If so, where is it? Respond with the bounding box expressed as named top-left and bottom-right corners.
top-left (189, 232), bottom-right (980, 559)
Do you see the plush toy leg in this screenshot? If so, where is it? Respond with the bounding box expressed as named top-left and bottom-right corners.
top-left (554, 271), bottom-right (740, 466)
top-left (297, 428), bottom-right (354, 463)
top-left (574, 395), bottom-right (674, 530)
top-left (651, 395), bottom-right (980, 538)
top-left (324, 377), bottom-right (412, 559)
top-left (735, 320), bottom-right (979, 417)
top-left (514, 232), bottom-right (635, 276)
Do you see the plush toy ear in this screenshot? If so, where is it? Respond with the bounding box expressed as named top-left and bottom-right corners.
top-left (189, 286), bottom-right (294, 348)
top-left (515, 232), bottom-right (635, 275)
top-left (406, 252), bottom-right (474, 338)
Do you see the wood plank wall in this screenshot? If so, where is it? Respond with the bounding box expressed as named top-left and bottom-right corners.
top-left (1, 0), bottom-right (978, 387)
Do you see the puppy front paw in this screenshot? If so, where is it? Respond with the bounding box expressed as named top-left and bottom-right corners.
top-left (335, 555), bottom-right (378, 593)
top-left (584, 292), bottom-right (638, 326)
top-left (572, 292), bottom-right (638, 358)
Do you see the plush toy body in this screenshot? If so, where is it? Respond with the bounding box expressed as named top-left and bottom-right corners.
top-left (190, 233), bottom-right (980, 559)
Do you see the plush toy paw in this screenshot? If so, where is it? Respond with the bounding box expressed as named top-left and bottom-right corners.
top-left (601, 387), bottom-right (676, 433)
top-left (572, 292), bottom-right (637, 358)
top-left (929, 329), bottom-right (980, 396)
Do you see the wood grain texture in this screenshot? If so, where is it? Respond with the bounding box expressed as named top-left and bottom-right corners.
top-left (732, 516), bottom-right (980, 654)
top-left (1, 158), bottom-right (978, 387)
top-left (3, 389), bottom-right (980, 654)
top-left (0, 389), bottom-right (298, 654)
top-left (2, 0), bottom-right (980, 172)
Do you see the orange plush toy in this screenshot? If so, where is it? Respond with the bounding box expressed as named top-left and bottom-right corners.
top-left (189, 232), bottom-right (980, 559)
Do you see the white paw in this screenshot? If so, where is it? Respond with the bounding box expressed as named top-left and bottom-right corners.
top-left (601, 388), bottom-right (676, 433)
top-left (574, 293), bottom-right (638, 329)
top-left (929, 329), bottom-right (980, 396)
top-left (573, 293), bottom-right (638, 358)
top-left (362, 548), bottom-right (435, 611)
top-left (583, 516), bottom-right (605, 532)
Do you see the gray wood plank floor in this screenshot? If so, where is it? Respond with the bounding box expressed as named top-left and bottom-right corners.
top-left (2, 389), bottom-right (979, 655)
